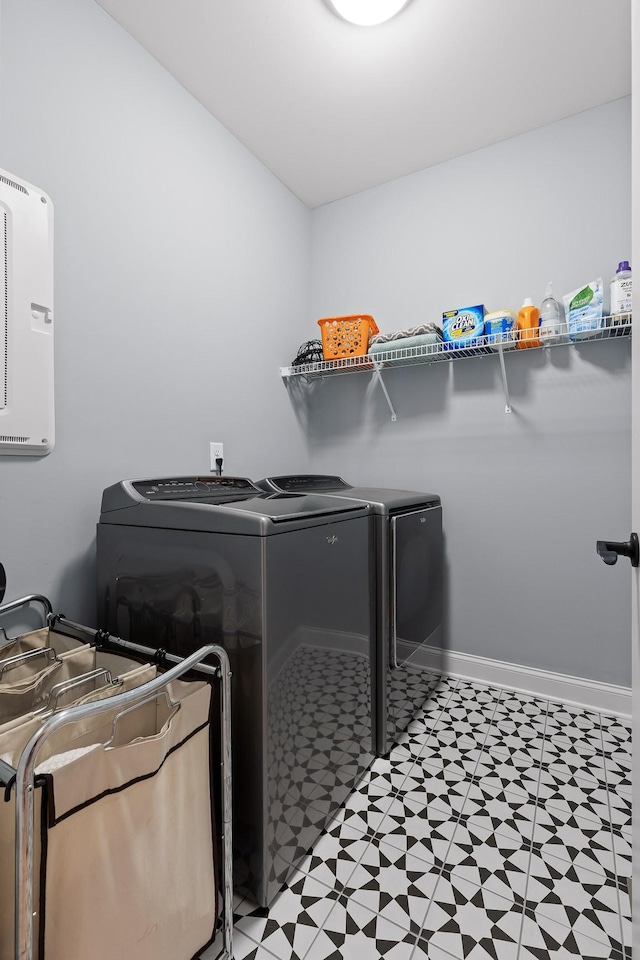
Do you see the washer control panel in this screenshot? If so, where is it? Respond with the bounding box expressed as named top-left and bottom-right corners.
top-left (131, 477), bottom-right (259, 500)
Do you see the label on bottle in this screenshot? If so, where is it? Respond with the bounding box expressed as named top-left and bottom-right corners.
top-left (540, 321), bottom-right (561, 341)
top-left (611, 277), bottom-right (632, 316)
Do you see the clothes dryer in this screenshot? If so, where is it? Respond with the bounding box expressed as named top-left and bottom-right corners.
top-left (257, 475), bottom-right (443, 756)
top-left (96, 476), bottom-right (374, 906)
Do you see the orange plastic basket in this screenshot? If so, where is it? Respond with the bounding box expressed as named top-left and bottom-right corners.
top-left (316, 314), bottom-right (379, 361)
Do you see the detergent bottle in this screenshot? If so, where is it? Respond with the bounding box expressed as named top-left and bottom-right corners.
top-left (516, 298), bottom-right (540, 349)
top-left (610, 261), bottom-right (632, 335)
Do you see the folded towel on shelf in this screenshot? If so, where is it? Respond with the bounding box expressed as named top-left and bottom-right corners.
top-left (369, 323), bottom-right (442, 345)
top-left (369, 332), bottom-right (442, 364)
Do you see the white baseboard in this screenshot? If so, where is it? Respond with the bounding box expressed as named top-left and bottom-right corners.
top-left (444, 647), bottom-right (631, 719)
top-left (281, 627), bottom-right (631, 719)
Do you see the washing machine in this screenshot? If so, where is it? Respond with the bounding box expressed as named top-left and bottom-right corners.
top-left (96, 475), bottom-right (374, 906)
top-left (257, 475), bottom-right (443, 756)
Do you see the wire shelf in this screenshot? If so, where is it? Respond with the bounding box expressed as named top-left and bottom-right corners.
top-left (280, 317), bottom-right (631, 380)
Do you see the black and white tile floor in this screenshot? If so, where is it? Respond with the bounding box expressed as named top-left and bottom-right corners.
top-left (205, 677), bottom-right (633, 960)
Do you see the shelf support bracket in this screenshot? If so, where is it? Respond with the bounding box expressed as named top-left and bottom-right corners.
top-left (496, 346), bottom-right (512, 414)
top-left (371, 363), bottom-right (397, 421)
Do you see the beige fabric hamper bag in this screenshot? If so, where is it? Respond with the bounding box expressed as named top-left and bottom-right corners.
top-left (0, 662), bottom-right (159, 960)
top-left (0, 628), bottom-right (86, 667)
top-left (34, 678), bottom-right (217, 960)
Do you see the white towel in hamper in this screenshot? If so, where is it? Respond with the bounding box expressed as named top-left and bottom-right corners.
top-left (36, 743), bottom-right (98, 773)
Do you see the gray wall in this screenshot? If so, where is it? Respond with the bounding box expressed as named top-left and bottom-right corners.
top-left (0, 1), bottom-right (632, 688)
top-left (0, 0), bottom-right (310, 624)
top-left (308, 98), bottom-right (632, 686)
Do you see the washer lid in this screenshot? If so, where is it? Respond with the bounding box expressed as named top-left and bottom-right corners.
top-left (99, 476), bottom-right (370, 534)
top-left (256, 475), bottom-right (441, 512)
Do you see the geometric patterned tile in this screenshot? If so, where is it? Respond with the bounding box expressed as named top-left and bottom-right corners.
top-left (545, 704), bottom-right (602, 734)
top-left (541, 784), bottom-right (630, 832)
top-left (472, 762), bottom-right (541, 801)
top-left (444, 820), bottom-right (532, 902)
top-left (342, 838), bottom-right (439, 932)
top-left (352, 764), bottom-right (418, 800)
top-left (532, 797), bottom-right (608, 832)
top-left (531, 812), bottom-right (619, 876)
top-left (454, 680), bottom-right (497, 701)
top-left (493, 700), bottom-right (547, 727)
top-left (376, 787), bottom-right (463, 860)
top-left (519, 908), bottom-right (624, 960)
top-left (378, 796), bottom-right (459, 865)
top-left (412, 933), bottom-right (479, 959)
top-left (409, 764), bottom-right (472, 809)
top-left (545, 759), bottom-right (607, 792)
top-left (421, 871), bottom-right (522, 960)
top-left (619, 905), bottom-right (632, 951)
top-left (233, 872), bottom-right (337, 957)
top-left (532, 767), bottom-right (602, 808)
top-left (600, 788), bottom-right (633, 825)
top-left (292, 824), bottom-right (372, 891)
top-left (609, 828), bottom-right (633, 878)
top-left (211, 680), bottom-right (632, 960)
top-left (548, 736), bottom-right (605, 761)
top-left (522, 856), bottom-right (626, 948)
top-left (305, 895), bottom-right (419, 959)
top-left (491, 714), bottom-right (541, 739)
top-left (599, 715), bottom-right (632, 743)
top-left (330, 790), bottom-right (397, 837)
top-left (457, 784), bottom-right (538, 845)
top-left (432, 705), bottom-right (496, 736)
top-left (603, 759), bottom-right (633, 791)
top-left (367, 753), bottom-right (423, 787)
top-left (496, 696), bottom-right (548, 724)
top-left (487, 730), bottom-right (544, 757)
top-left (414, 744), bottom-right (485, 780)
top-left (222, 927), bottom-right (295, 959)
top-left (484, 744), bottom-right (539, 775)
top-left (395, 725), bottom-right (442, 755)
top-left (440, 775), bottom-right (492, 818)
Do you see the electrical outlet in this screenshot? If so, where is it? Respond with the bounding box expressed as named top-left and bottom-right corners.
top-left (209, 442), bottom-right (224, 473)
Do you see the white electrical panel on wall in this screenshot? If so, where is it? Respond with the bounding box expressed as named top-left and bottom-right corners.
top-left (0, 168), bottom-right (54, 456)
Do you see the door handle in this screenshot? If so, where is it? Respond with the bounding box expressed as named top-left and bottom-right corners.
top-left (0, 563), bottom-right (5, 604)
top-left (596, 533), bottom-right (639, 567)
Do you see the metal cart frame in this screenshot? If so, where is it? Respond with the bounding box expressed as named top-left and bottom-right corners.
top-left (0, 594), bottom-right (233, 960)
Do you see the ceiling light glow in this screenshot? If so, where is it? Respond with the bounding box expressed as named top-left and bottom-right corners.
top-left (328, 0), bottom-right (410, 26)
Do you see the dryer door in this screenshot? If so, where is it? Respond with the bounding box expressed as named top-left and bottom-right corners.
top-left (390, 505), bottom-right (443, 668)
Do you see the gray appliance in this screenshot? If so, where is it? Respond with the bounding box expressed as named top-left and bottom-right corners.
top-left (257, 475), bottom-right (443, 756)
top-left (96, 476), bottom-right (374, 906)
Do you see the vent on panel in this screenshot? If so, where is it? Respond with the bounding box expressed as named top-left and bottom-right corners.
top-left (0, 168), bottom-right (54, 456)
top-left (0, 175), bottom-right (28, 194)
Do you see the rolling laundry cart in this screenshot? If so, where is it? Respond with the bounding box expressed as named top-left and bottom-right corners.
top-left (0, 593), bottom-right (233, 960)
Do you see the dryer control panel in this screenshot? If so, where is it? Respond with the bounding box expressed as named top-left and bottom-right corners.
top-left (261, 475), bottom-right (351, 493)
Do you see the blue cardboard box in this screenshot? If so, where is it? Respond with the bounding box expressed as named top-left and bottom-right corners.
top-left (442, 305), bottom-right (486, 350)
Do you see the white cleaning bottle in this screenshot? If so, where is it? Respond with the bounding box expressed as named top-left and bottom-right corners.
top-left (539, 282), bottom-right (564, 344)
top-left (610, 261), bottom-right (632, 335)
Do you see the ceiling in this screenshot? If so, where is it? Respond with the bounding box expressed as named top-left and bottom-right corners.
top-left (95, 0), bottom-right (631, 208)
